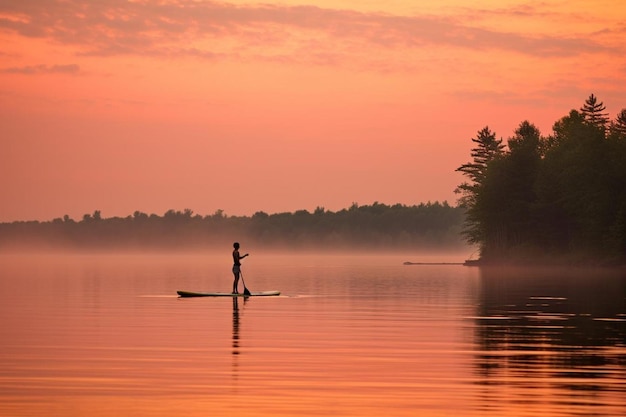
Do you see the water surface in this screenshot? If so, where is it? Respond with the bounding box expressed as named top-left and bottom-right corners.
top-left (1, 253), bottom-right (624, 416)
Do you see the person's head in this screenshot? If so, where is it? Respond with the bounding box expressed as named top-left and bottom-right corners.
top-left (233, 242), bottom-right (240, 249)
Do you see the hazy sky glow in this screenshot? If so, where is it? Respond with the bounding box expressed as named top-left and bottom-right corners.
top-left (1, 0), bottom-right (625, 221)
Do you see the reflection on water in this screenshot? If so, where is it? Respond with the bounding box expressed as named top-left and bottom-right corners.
top-left (232, 296), bottom-right (239, 383)
top-left (0, 253), bottom-right (624, 417)
top-left (474, 267), bottom-right (626, 416)
top-left (232, 297), bottom-right (241, 356)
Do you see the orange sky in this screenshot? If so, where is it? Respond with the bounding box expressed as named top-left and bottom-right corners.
top-left (1, 0), bottom-right (625, 222)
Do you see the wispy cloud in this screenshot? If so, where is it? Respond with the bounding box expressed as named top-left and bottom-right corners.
top-left (0, 0), bottom-right (620, 63)
top-left (0, 64), bottom-right (80, 74)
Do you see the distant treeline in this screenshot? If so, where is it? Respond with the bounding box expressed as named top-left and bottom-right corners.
top-left (456, 94), bottom-right (626, 265)
top-left (0, 202), bottom-right (466, 251)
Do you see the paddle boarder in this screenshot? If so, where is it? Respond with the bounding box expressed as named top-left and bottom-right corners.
top-left (232, 242), bottom-right (249, 294)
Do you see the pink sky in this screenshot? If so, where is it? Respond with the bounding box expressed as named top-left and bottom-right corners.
top-left (1, 0), bottom-right (625, 222)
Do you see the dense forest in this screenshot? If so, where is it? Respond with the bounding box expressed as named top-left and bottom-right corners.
top-left (456, 94), bottom-right (626, 265)
top-left (0, 202), bottom-right (466, 252)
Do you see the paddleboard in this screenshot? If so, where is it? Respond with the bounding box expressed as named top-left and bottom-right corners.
top-left (177, 290), bottom-right (280, 298)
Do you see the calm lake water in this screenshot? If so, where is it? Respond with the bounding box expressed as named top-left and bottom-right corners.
top-left (1, 252), bottom-right (625, 417)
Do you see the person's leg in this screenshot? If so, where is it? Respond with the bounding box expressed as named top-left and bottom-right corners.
top-left (232, 266), bottom-right (240, 293)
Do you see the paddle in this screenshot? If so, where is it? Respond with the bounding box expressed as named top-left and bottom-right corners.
top-left (240, 270), bottom-right (252, 296)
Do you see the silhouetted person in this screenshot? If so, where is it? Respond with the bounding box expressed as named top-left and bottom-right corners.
top-left (232, 242), bottom-right (248, 294)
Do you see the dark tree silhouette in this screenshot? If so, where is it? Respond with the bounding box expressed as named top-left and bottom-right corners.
top-left (580, 93), bottom-right (609, 130)
top-left (455, 127), bottom-right (506, 246)
top-left (609, 109), bottom-right (626, 139)
top-left (458, 95), bottom-right (626, 265)
top-left (0, 203), bottom-right (467, 251)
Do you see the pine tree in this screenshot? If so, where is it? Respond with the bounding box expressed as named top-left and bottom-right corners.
top-left (580, 93), bottom-right (609, 130)
top-left (609, 109), bottom-right (626, 139)
top-left (455, 127), bottom-right (505, 247)
top-left (455, 127), bottom-right (505, 187)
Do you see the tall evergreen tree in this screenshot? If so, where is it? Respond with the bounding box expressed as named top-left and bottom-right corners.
top-left (580, 93), bottom-right (609, 131)
top-left (508, 121), bottom-right (542, 155)
top-left (455, 127), bottom-right (505, 247)
top-left (609, 109), bottom-right (626, 139)
top-left (537, 109), bottom-right (611, 255)
top-left (456, 127), bottom-right (505, 186)
top-left (505, 121), bottom-right (542, 243)
top-left (473, 122), bottom-right (543, 260)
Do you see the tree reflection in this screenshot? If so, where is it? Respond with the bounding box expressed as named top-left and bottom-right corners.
top-left (472, 267), bottom-right (626, 412)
